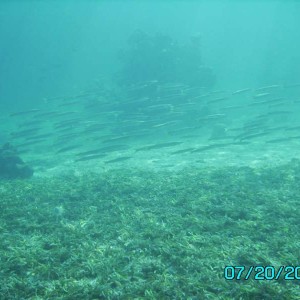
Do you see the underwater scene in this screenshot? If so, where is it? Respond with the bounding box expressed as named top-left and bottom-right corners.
top-left (1, 1), bottom-right (300, 299)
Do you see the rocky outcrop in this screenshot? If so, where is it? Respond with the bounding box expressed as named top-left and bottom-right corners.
top-left (0, 143), bottom-right (33, 179)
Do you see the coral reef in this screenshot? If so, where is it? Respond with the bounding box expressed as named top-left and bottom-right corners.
top-left (0, 143), bottom-right (33, 179)
top-left (116, 31), bottom-right (215, 88)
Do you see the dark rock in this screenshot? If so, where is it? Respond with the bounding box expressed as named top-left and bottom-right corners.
top-left (0, 143), bottom-right (34, 179)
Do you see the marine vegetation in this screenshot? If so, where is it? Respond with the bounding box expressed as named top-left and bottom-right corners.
top-left (1, 160), bottom-right (300, 299)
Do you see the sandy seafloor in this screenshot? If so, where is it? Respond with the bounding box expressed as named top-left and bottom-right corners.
top-left (30, 140), bottom-right (300, 178)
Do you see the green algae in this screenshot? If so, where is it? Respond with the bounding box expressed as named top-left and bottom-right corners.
top-left (1, 160), bottom-right (300, 299)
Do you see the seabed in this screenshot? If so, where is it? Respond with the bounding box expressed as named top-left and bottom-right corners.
top-left (1, 143), bottom-right (300, 299)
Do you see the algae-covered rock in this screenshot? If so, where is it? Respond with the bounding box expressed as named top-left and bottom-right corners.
top-left (0, 143), bottom-right (33, 179)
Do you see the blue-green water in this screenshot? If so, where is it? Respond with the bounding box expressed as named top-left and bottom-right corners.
top-left (0, 1), bottom-right (300, 299)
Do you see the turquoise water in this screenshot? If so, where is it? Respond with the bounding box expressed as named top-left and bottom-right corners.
top-left (0, 1), bottom-right (300, 299)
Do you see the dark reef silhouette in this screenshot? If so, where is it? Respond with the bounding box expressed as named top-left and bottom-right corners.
top-left (116, 31), bottom-right (215, 88)
top-left (0, 143), bottom-right (33, 179)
